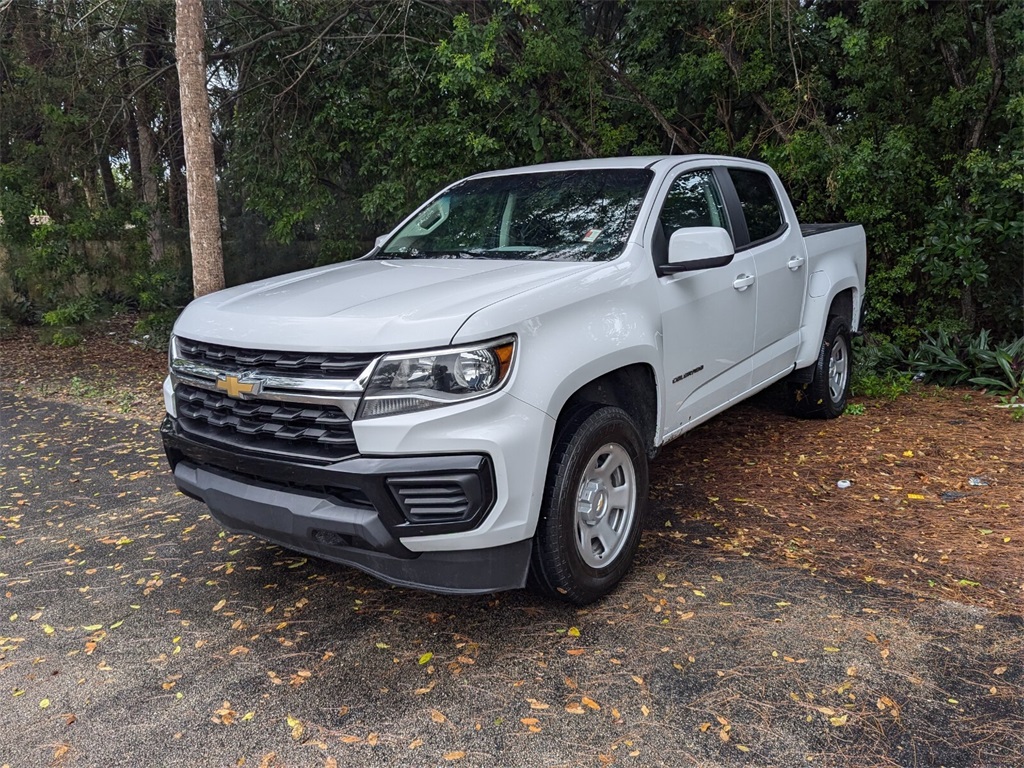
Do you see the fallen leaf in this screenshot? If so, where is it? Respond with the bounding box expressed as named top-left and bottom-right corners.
top-left (430, 709), bottom-right (446, 723)
top-left (286, 714), bottom-right (304, 740)
top-left (339, 735), bottom-right (361, 744)
top-left (418, 652), bottom-right (433, 665)
top-left (212, 600), bottom-right (226, 612)
top-left (443, 751), bottom-right (465, 761)
top-left (567, 626), bottom-right (580, 637)
top-left (581, 696), bottom-right (600, 710)
top-left (829, 714), bottom-right (849, 726)
top-left (527, 698), bottom-right (550, 710)
top-left (409, 738), bottom-right (423, 749)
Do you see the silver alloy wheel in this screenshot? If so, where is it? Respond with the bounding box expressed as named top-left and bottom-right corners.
top-left (574, 443), bottom-right (637, 569)
top-left (828, 334), bottom-right (849, 403)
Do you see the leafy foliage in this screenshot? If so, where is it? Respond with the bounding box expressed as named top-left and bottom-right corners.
top-left (854, 331), bottom-right (1024, 398)
top-left (1, 0), bottom-right (1020, 351)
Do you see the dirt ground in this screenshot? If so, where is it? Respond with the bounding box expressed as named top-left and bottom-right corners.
top-left (2, 318), bottom-right (1022, 767)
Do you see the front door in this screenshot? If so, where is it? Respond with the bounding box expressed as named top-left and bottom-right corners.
top-left (654, 169), bottom-right (756, 437)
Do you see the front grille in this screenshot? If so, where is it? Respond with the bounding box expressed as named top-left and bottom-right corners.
top-left (175, 384), bottom-right (357, 462)
top-left (176, 337), bottom-right (377, 379)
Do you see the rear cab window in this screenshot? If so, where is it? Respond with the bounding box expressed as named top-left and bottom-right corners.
top-left (727, 168), bottom-right (786, 245)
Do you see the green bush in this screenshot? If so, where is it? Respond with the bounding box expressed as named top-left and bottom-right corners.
top-left (909, 330), bottom-right (1023, 395)
top-left (852, 330), bottom-right (1024, 398)
top-left (132, 308), bottom-right (180, 351)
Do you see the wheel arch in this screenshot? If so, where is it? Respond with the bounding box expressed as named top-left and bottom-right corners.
top-left (795, 283), bottom-right (861, 371)
top-left (553, 363), bottom-right (660, 460)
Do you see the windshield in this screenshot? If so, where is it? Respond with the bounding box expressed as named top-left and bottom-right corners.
top-left (376, 168), bottom-right (653, 262)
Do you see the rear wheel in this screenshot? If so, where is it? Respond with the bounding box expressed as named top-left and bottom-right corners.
top-left (792, 315), bottom-right (851, 419)
top-left (529, 405), bottom-right (648, 605)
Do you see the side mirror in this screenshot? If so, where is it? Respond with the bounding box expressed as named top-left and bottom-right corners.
top-left (659, 227), bottom-right (735, 275)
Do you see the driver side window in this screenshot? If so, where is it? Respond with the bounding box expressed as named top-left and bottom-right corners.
top-left (653, 170), bottom-right (730, 267)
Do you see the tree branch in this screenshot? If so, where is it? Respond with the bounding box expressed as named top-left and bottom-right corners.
top-left (969, 10), bottom-right (1003, 150)
top-left (712, 30), bottom-right (793, 142)
top-left (594, 56), bottom-right (698, 154)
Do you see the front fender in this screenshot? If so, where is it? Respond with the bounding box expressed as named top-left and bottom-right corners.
top-left (453, 253), bottom-right (663, 432)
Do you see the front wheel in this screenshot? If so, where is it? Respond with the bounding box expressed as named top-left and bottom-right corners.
top-left (529, 406), bottom-right (648, 605)
top-left (791, 315), bottom-right (852, 419)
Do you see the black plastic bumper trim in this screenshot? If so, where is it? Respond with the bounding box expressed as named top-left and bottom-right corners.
top-left (162, 416), bottom-right (497, 537)
top-left (173, 461), bottom-right (530, 594)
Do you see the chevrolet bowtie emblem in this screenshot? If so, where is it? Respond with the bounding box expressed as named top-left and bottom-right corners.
top-left (215, 373), bottom-right (262, 399)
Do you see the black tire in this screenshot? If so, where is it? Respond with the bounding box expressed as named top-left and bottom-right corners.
top-left (791, 315), bottom-right (852, 419)
top-left (528, 405), bottom-right (648, 605)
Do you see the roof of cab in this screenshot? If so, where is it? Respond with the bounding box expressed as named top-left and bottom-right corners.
top-left (466, 154), bottom-right (755, 179)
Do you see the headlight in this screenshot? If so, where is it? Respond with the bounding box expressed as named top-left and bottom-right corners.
top-left (357, 336), bottom-right (516, 419)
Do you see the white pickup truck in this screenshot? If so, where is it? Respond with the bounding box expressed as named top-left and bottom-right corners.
top-left (162, 155), bottom-right (866, 604)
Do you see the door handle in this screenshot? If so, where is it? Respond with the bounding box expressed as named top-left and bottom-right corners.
top-left (787, 255), bottom-right (805, 271)
top-left (733, 274), bottom-right (755, 291)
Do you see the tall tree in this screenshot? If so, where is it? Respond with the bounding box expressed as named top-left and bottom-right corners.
top-left (176, 0), bottom-right (223, 297)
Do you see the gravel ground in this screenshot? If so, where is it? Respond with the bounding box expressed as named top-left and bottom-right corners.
top-left (2, 320), bottom-right (1022, 767)
top-left (3, 383), bottom-right (1022, 768)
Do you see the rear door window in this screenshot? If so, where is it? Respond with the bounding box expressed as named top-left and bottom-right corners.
top-left (728, 169), bottom-right (784, 243)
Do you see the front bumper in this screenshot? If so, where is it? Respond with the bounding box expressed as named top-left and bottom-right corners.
top-left (162, 417), bottom-right (532, 593)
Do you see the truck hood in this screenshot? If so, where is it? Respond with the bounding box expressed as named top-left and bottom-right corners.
top-left (173, 258), bottom-right (599, 353)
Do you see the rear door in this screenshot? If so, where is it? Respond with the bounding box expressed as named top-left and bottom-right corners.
top-left (652, 168), bottom-right (756, 437)
top-left (723, 167), bottom-right (808, 386)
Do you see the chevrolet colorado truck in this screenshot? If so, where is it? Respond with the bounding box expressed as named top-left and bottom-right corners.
top-left (162, 155), bottom-right (866, 604)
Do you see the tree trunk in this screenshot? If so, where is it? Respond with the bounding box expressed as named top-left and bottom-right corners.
top-left (137, 111), bottom-right (166, 265)
top-left (175, 0), bottom-right (224, 297)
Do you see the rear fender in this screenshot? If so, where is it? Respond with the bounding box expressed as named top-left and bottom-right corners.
top-left (794, 226), bottom-right (866, 369)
